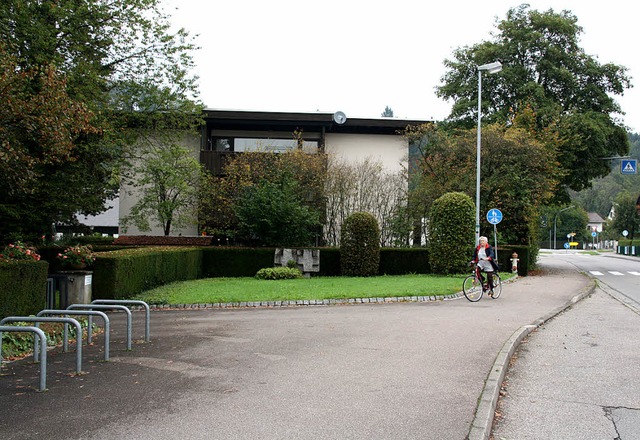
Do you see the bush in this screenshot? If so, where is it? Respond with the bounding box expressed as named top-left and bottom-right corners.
top-left (255, 267), bottom-right (303, 280)
top-left (340, 212), bottom-right (380, 276)
top-left (428, 192), bottom-right (475, 274)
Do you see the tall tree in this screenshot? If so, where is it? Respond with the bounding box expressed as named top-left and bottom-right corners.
top-left (381, 106), bottom-right (394, 117)
top-left (436, 5), bottom-right (631, 199)
top-left (0, 0), bottom-right (201, 242)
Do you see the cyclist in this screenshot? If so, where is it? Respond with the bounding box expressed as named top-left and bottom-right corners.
top-left (472, 236), bottom-right (500, 295)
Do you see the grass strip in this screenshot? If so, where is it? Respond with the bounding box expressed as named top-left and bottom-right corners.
top-left (133, 274), bottom-right (475, 305)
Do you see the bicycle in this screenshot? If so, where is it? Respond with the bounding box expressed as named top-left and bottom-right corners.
top-left (462, 262), bottom-right (502, 302)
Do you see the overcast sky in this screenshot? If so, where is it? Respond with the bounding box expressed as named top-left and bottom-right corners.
top-left (163, 0), bottom-right (639, 132)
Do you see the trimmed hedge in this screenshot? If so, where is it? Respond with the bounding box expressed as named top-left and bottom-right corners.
top-left (379, 248), bottom-right (430, 275)
top-left (202, 247), bottom-right (275, 277)
top-left (340, 212), bottom-right (381, 277)
top-left (0, 260), bottom-right (49, 317)
top-left (92, 247), bottom-right (203, 299)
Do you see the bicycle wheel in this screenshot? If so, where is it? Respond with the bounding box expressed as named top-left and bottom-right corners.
top-left (489, 273), bottom-right (502, 299)
top-left (463, 275), bottom-right (483, 302)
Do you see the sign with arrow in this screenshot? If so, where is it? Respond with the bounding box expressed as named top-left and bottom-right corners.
top-left (487, 208), bottom-right (503, 225)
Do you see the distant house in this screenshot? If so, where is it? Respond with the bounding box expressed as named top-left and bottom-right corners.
top-left (587, 212), bottom-right (605, 232)
top-left (118, 109), bottom-right (432, 236)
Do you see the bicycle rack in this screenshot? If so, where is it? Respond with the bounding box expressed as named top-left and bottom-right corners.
top-left (0, 326), bottom-right (48, 391)
top-left (67, 304), bottom-right (132, 351)
top-left (91, 300), bottom-right (150, 342)
top-left (0, 316), bottom-right (83, 374)
top-left (38, 310), bottom-right (110, 361)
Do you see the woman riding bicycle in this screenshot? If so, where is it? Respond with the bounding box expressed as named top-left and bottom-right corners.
top-left (472, 236), bottom-right (500, 294)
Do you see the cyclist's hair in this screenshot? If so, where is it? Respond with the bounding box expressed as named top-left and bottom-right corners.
top-left (479, 236), bottom-right (488, 242)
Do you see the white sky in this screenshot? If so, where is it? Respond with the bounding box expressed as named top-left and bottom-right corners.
top-left (163, 0), bottom-right (639, 132)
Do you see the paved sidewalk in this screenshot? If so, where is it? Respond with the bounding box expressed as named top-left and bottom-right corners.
top-left (491, 285), bottom-right (640, 440)
top-left (0, 259), bottom-right (592, 440)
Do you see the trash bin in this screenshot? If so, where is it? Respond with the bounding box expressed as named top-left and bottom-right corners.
top-left (49, 271), bottom-right (93, 308)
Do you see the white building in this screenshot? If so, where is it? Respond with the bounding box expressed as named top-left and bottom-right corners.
top-left (118, 109), bottom-right (432, 237)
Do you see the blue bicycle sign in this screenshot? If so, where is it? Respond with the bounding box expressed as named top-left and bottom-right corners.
top-left (487, 208), bottom-right (503, 225)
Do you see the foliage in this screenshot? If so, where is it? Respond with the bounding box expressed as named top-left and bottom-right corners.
top-left (0, 0), bottom-right (201, 242)
top-left (340, 212), bottom-right (381, 277)
top-left (122, 142), bottom-right (205, 236)
top-left (436, 4), bottom-right (631, 199)
top-left (324, 156), bottom-right (408, 247)
top-left (571, 133), bottom-right (640, 217)
top-left (57, 244), bottom-right (96, 268)
top-left (0, 241), bottom-right (41, 262)
top-left (199, 149), bottom-right (327, 242)
top-left (405, 120), bottom-right (557, 246)
top-left (255, 267), bottom-right (304, 280)
top-left (609, 192), bottom-right (640, 239)
top-left (539, 205), bottom-right (589, 247)
top-left (428, 192), bottom-right (475, 274)
top-left (234, 178), bottom-right (320, 247)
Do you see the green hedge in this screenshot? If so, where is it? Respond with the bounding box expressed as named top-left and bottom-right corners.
top-left (379, 248), bottom-right (430, 275)
top-left (92, 247), bottom-right (203, 299)
top-left (202, 247), bottom-right (275, 277)
top-left (0, 260), bottom-right (49, 317)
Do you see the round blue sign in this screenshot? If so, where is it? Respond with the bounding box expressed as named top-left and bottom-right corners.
top-left (564, 242), bottom-right (570, 249)
top-left (591, 231), bottom-right (597, 237)
top-left (487, 208), bottom-right (503, 225)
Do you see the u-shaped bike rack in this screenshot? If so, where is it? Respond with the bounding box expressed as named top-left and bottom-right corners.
top-left (0, 326), bottom-right (48, 391)
top-left (1, 300), bottom-right (150, 392)
top-left (38, 310), bottom-right (110, 361)
top-left (67, 304), bottom-right (132, 350)
top-left (0, 316), bottom-right (83, 374)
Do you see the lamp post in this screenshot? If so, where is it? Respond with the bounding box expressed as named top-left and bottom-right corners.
top-left (475, 61), bottom-right (503, 245)
top-left (553, 205), bottom-right (573, 250)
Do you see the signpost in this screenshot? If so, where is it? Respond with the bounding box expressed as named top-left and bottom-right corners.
top-left (486, 208), bottom-right (503, 261)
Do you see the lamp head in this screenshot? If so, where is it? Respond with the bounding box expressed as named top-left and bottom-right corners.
top-left (478, 61), bottom-right (503, 74)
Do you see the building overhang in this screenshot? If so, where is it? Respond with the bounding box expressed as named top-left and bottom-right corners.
top-left (203, 108), bottom-right (432, 136)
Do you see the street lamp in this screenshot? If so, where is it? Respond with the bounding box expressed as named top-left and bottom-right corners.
top-left (476, 61), bottom-right (503, 244)
top-left (553, 205), bottom-right (574, 250)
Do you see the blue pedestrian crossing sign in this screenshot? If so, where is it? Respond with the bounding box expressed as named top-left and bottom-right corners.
top-left (487, 208), bottom-right (503, 225)
top-left (621, 159), bottom-right (637, 175)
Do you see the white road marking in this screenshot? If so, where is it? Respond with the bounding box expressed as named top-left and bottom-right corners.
top-left (608, 271), bottom-right (624, 276)
top-left (589, 271), bottom-right (603, 276)
top-left (628, 271), bottom-right (640, 276)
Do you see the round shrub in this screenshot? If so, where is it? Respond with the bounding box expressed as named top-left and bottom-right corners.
top-left (340, 212), bottom-right (380, 276)
top-left (255, 267), bottom-right (303, 280)
top-left (428, 192), bottom-right (475, 274)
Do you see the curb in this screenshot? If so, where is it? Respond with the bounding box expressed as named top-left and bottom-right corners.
top-left (143, 292), bottom-right (464, 310)
top-left (467, 278), bottom-right (597, 440)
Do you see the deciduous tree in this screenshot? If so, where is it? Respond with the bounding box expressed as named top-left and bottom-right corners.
top-left (436, 5), bottom-right (631, 199)
top-left (0, 0), bottom-right (201, 241)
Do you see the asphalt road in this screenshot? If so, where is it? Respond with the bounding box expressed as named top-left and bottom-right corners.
top-left (1, 256), bottom-right (592, 440)
top-left (492, 251), bottom-right (640, 440)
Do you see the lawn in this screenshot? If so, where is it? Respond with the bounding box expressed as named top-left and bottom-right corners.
top-left (132, 274), bottom-right (475, 305)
